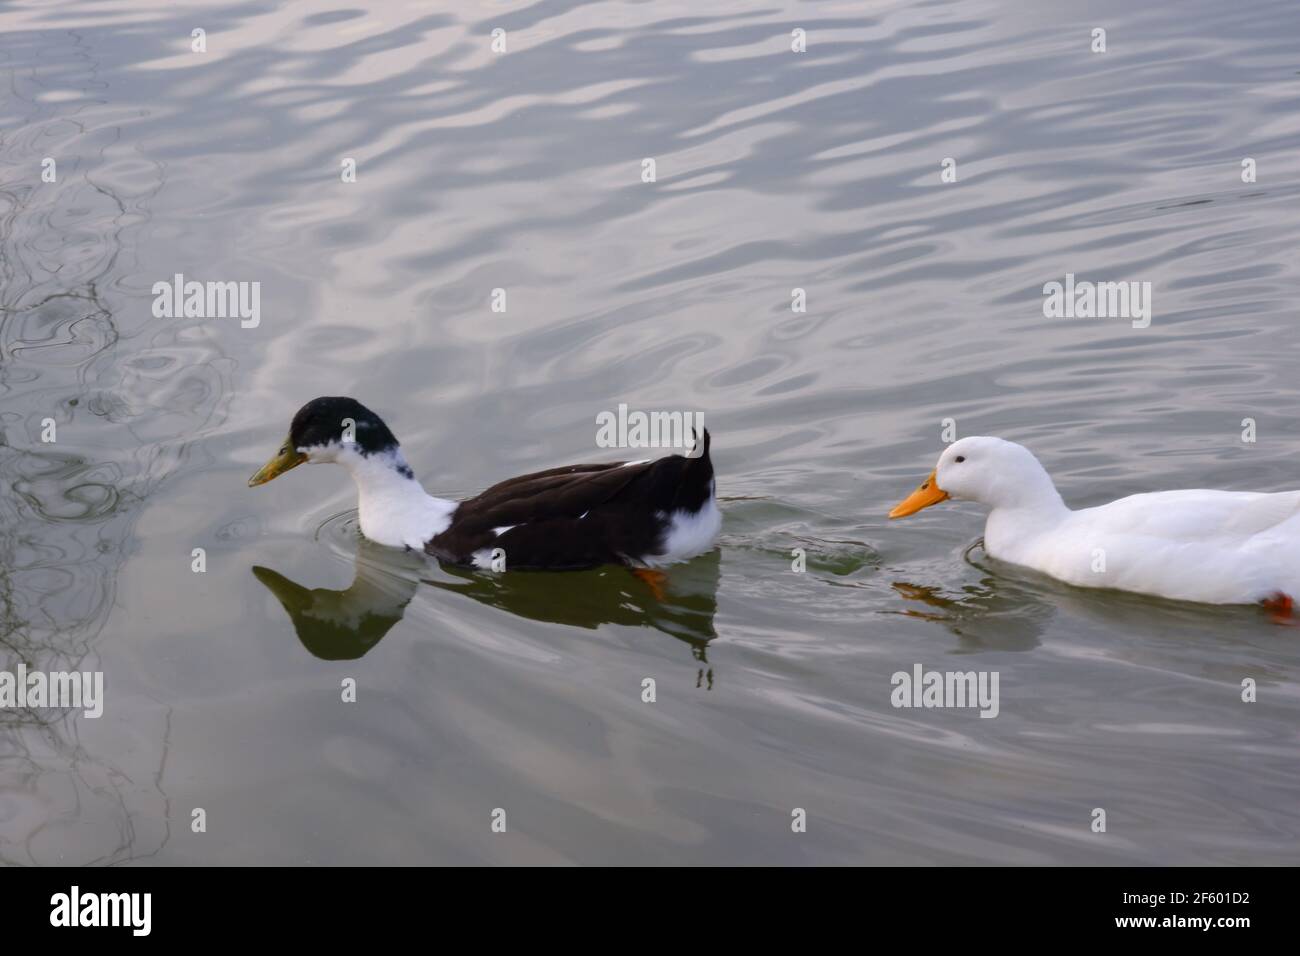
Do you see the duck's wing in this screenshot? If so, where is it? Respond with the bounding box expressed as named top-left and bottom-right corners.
top-left (427, 433), bottom-right (713, 569)
top-left (1084, 489), bottom-right (1300, 540)
top-left (466, 460), bottom-right (647, 517)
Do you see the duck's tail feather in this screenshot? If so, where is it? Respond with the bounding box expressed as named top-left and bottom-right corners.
top-left (670, 427), bottom-right (713, 512)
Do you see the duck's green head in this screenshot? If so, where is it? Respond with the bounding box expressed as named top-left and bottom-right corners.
top-left (248, 396), bottom-right (400, 487)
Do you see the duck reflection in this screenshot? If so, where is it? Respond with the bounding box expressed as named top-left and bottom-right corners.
top-left (252, 539), bottom-right (720, 666)
top-left (888, 541), bottom-right (1053, 652)
top-left (892, 539), bottom-right (1290, 672)
top-left (252, 542), bottom-right (425, 661)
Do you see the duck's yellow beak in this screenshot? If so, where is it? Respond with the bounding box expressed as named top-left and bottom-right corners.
top-left (889, 469), bottom-right (949, 518)
top-left (248, 439), bottom-right (307, 487)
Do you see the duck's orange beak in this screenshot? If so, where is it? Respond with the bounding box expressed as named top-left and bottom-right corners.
top-left (889, 469), bottom-right (949, 518)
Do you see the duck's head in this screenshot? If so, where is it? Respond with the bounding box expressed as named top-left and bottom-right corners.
top-left (248, 396), bottom-right (402, 486)
top-left (889, 436), bottom-right (1060, 517)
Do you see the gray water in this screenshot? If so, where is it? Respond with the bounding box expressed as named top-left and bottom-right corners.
top-left (3, 0), bottom-right (1300, 865)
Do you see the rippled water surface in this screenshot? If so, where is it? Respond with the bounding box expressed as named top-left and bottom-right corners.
top-left (3, 0), bottom-right (1300, 864)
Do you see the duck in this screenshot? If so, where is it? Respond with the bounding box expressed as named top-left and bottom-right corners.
top-left (889, 435), bottom-right (1300, 608)
top-left (248, 397), bottom-right (720, 584)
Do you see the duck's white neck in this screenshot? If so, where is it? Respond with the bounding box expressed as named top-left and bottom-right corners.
top-left (990, 471), bottom-right (1068, 516)
top-left (980, 464), bottom-right (1070, 557)
top-left (334, 446), bottom-right (455, 550)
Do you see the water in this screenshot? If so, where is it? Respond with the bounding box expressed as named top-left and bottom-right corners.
top-left (3, 0), bottom-right (1299, 865)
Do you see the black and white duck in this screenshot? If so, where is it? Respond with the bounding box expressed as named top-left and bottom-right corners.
top-left (248, 397), bottom-right (720, 582)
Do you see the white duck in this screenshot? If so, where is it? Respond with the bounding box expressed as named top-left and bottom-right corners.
top-left (889, 436), bottom-right (1300, 607)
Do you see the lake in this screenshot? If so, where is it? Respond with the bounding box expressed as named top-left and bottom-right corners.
top-left (2, 0), bottom-right (1299, 865)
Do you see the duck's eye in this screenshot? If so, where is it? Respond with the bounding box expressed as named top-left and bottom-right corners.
top-left (955, 456), bottom-right (965, 463)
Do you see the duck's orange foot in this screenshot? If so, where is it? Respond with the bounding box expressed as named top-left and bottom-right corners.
top-left (632, 567), bottom-right (669, 601)
top-left (1261, 592), bottom-right (1295, 624)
